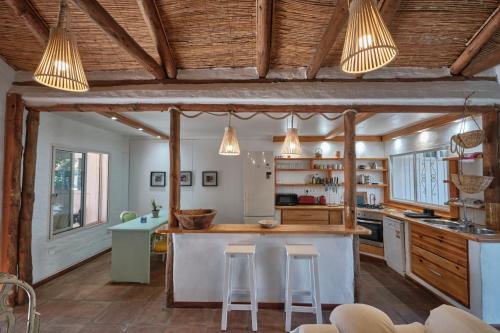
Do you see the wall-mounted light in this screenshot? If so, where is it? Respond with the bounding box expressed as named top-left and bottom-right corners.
top-left (219, 111), bottom-right (241, 156)
top-left (281, 113), bottom-right (302, 157)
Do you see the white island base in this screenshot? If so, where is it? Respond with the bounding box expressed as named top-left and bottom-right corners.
top-left (172, 233), bottom-right (356, 305)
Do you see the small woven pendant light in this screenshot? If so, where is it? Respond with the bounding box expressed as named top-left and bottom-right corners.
top-left (34, 0), bottom-right (89, 92)
top-left (219, 112), bottom-right (241, 156)
top-left (281, 114), bottom-right (302, 158)
top-left (340, 0), bottom-right (398, 74)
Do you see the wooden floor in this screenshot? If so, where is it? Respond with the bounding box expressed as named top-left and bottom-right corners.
top-left (8, 253), bottom-right (443, 332)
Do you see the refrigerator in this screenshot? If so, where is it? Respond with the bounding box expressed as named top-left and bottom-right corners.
top-left (243, 151), bottom-right (276, 224)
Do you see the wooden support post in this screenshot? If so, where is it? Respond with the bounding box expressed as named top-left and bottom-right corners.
top-left (17, 110), bottom-right (39, 304)
top-left (256, 0), bottom-right (273, 78)
top-left (1, 94), bottom-right (24, 276)
top-left (483, 111), bottom-right (500, 230)
top-left (343, 109), bottom-right (359, 301)
top-left (165, 108), bottom-right (180, 308)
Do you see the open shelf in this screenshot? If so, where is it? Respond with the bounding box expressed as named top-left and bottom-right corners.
top-left (356, 184), bottom-right (388, 188)
top-left (276, 183), bottom-right (341, 187)
top-left (443, 153), bottom-right (483, 161)
top-left (448, 201), bottom-right (485, 210)
top-left (276, 168), bottom-right (387, 172)
top-left (275, 157), bottom-right (387, 161)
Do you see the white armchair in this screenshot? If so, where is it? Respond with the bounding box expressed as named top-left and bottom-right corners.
top-left (292, 304), bottom-right (497, 333)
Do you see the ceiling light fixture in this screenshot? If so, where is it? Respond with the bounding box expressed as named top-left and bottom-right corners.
top-left (111, 116), bottom-right (117, 120)
top-left (34, 0), bottom-right (88, 92)
top-left (281, 113), bottom-right (302, 158)
top-left (138, 128), bottom-right (144, 131)
top-left (340, 0), bottom-right (398, 74)
top-left (219, 111), bottom-right (241, 156)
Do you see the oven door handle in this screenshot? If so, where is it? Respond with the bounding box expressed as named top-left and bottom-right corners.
top-left (357, 219), bottom-right (382, 225)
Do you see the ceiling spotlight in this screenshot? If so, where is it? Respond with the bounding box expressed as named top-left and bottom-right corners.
top-left (111, 116), bottom-right (117, 120)
top-left (138, 128), bottom-right (143, 131)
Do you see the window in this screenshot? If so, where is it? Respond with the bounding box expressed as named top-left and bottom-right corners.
top-left (390, 148), bottom-right (449, 207)
top-left (50, 148), bottom-right (109, 235)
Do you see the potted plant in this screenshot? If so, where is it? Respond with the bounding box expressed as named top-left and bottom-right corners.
top-left (151, 199), bottom-right (162, 218)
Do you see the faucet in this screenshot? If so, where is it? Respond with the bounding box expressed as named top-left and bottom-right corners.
top-left (459, 200), bottom-right (473, 229)
top-left (369, 193), bottom-right (376, 206)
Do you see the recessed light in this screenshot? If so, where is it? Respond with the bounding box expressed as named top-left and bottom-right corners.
top-left (138, 128), bottom-right (143, 131)
top-left (156, 136), bottom-right (161, 139)
top-left (111, 116), bottom-right (117, 120)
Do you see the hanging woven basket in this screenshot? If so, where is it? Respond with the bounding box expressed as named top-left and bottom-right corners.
top-left (451, 174), bottom-right (494, 194)
top-left (451, 130), bottom-right (484, 149)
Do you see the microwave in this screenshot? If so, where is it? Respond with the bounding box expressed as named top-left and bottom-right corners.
top-left (276, 193), bottom-right (298, 206)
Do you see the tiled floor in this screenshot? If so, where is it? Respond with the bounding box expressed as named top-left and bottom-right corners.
top-left (8, 253), bottom-right (443, 332)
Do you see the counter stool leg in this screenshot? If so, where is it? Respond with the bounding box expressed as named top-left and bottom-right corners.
top-left (285, 255), bottom-right (293, 332)
top-left (221, 255), bottom-right (231, 331)
top-left (248, 253), bottom-right (258, 331)
top-left (312, 256), bottom-right (322, 324)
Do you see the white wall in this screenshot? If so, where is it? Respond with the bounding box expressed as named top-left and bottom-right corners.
top-left (0, 59), bottom-right (16, 259)
top-left (32, 113), bottom-right (130, 282)
top-left (128, 138), bottom-right (386, 223)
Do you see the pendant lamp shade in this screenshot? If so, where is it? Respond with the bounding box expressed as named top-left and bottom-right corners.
top-left (340, 0), bottom-right (398, 74)
top-left (34, 0), bottom-right (89, 92)
top-left (281, 114), bottom-right (302, 157)
top-left (219, 126), bottom-right (241, 156)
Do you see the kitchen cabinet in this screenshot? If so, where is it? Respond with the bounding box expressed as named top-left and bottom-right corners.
top-left (281, 208), bottom-right (342, 225)
top-left (410, 223), bottom-right (469, 306)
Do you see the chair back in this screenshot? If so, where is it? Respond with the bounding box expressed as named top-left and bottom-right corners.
top-left (120, 211), bottom-right (138, 223)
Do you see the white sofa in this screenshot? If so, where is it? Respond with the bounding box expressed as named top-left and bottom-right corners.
top-left (292, 304), bottom-right (498, 333)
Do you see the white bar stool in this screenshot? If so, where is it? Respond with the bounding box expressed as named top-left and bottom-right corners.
top-left (285, 244), bottom-right (322, 332)
top-left (221, 244), bottom-right (258, 331)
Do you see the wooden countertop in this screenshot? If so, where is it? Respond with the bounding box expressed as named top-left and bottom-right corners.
top-left (157, 223), bottom-right (371, 235)
top-left (275, 205), bottom-right (343, 210)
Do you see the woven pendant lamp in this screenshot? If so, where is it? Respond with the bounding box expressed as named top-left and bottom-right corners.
top-left (219, 112), bottom-right (241, 156)
top-left (34, 0), bottom-right (89, 92)
top-left (340, 0), bottom-right (398, 74)
top-left (281, 114), bottom-right (302, 158)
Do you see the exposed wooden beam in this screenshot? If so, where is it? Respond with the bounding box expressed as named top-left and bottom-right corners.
top-left (30, 103), bottom-right (497, 114)
top-left (17, 110), bottom-right (39, 305)
top-left (1, 94), bottom-right (24, 276)
top-left (136, 0), bottom-right (177, 78)
top-left (272, 135), bottom-right (382, 142)
top-left (256, 0), bottom-right (273, 78)
top-left (70, 0), bottom-right (165, 79)
top-left (325, 113), bottom-right (375, 139)
top-left (306, 0), bottom-right (349, 79)
top-left (381, 114), bottom-right (464, 141)
top-left (378, 0), bottom-right (402, 24)
top-left (5, 0), bottom-right (49, 45)
top-left (450, 6), bottom-right (500, 75)
top-left (98, 112), bottom-right (169, 140)
top-left (462, 47), bottom-right (500, 77)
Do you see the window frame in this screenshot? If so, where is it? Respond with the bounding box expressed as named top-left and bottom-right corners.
top-left (48, 146), bottom-right (111, 240)
top-left (389, 147), bottom-right (450, 211)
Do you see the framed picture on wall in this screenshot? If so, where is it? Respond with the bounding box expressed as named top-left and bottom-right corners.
top-left (202, 171), bottom-right (218, 187)
top-left (180, 171), bottom-right (192, 186)
top-left (150, 171), bottom-right (166, 187)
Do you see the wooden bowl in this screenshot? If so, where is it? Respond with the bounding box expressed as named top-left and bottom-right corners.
top-left (174, 209), bottom-right (217, 230)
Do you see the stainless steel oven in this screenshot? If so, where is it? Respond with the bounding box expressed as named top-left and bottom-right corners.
top-left (357, 210), bottom-right (384, 246)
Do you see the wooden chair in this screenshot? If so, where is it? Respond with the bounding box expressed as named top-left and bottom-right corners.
top-left (119, 211), bottom-right (138, 223)
top-left (151, 231), bottom-right (168, 262)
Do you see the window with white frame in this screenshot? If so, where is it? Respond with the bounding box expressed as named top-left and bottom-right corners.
top-left (50, 148), bottom-right (109, 235)
top-left (390, 148), bottom-right (449, 207)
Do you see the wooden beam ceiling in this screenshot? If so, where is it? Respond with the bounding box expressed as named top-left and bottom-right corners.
top-left (98, 112), bottom-right (169, 140)
top-left (378, 0), bottom-right (403, 23)
top-left (30, 103), bottom-right (497, 114)
top-left (136, 0), bottom-right (177, 79)
top-left (462, 46), bottom-right (500, 77)
top-left (272, 135), bottom-right (382, 142)
top-left (5, 0), bottom-right (49, 45)
top-left (306, 0), bottom-right (349, 79)
top-left (324, 113), bottom-right (375, 140)
top-left (450, 6), bottom-right (500, 75)
top-left (256, 0), bottom-right (273, 78)
top-left (381, 114), bottom-right (464, 141)
top-left (70, 0), bottom-right (166, 79)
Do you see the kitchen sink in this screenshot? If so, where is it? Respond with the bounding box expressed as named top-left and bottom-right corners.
top-left (421, 219), bottom-right (460, 227)
top-left (447, 225), bottom-right (497, 235)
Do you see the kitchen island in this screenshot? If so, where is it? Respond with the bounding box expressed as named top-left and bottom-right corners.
top-left (158, 224), bottom-right (369, 306)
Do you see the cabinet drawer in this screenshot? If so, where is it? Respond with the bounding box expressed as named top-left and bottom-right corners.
top-left (412, 245), bottom-right (467, 280)
top-left (282, 209), bottom-right (329, 221)
top-left (282, 219), bottom-right (329, 225)
top-left (329, 210), bottom-right (343, 225)
top-left (412, 253), bottom-right (469, 306)
top-left (411, 224), bottom-right (468, 268)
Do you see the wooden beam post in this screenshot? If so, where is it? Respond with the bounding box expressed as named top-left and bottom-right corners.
top-left (483, 111), bottom-right (500, 230)
top-left (381, 114), bottom-right (464, 141)
top-left (5, 0), bottom-right (49, 45)
top-left (325, 113), bottom-right (375, 140)
top-left (17, 110), bottom-right (39, 304)
top-left (256, 0), bottom-right (273, 78)
top-left (165, 108), bottom-right (180, 308)
top-left (136, 0), bottom-right (177, 78)
top-left (462, 47), bottom-right (500, 77)
top-left (1, 94), bottom-right (24, 276)
top-left (70, 0), bottom-right (166, 79)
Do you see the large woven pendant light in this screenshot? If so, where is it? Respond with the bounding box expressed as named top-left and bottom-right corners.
top-left (34, 0), bottom-right (89, 92)
top-left (340, 0), bottom-right (398, 74)
top-left (219, 112), bottom-right (241, 156)
top-left (281, 114), bottom-right (302, 158)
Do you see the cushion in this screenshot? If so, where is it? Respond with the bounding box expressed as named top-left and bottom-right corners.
top-left (425, 305), bottom-right (498, 333)
top-left (330, 304), bottom-right (396, 333)
top-left (292, 324), bottom-right (341, 333)
top-left (394, 323), bottom-right (426, 333)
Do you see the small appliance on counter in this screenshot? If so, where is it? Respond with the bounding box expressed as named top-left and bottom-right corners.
top-left (298, 195), bottom-right (316, 205)
top-left (275, 193), bottom-right (298, 206)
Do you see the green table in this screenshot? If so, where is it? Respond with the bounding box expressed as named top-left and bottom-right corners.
top-left (108, 209), bottom-right (168, 283)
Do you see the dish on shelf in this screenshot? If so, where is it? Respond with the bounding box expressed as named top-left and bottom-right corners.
top-left (258, 220), bottom-right (279, 229)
